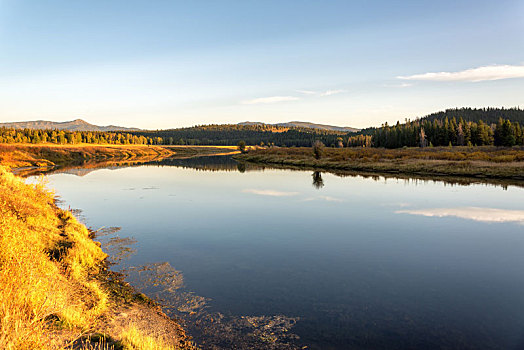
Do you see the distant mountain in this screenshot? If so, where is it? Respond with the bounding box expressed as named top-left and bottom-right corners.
top-left (239, 121), bottom-right (360, 133)
top-left (0, 119), bottom-right (140, 132)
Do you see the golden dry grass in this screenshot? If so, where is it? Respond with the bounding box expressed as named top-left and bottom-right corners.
top-left (237, 146), bottom-right (524, 180)
top-left (0, 144), bottom-right (174, 169)
top-left (119, 325), bottom-right (178, 350)
top-left (0, 144), bottom-right (243, 171)
top-left (243, 146), bottom-right (524, 162)
top-left (0, 166), bottom-right (109, 349)
top-left (0, 167), bottom-right (194, 349)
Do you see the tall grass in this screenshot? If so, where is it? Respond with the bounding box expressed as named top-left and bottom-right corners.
top-left (119, 325), bottom-right (178, 350)
top-left (0, 166), bottom-right (108, 349)
top-left (0, 166), bottom-right (195, 349)
top-left (237, 146), bottom-right (524, 179)
top-left (242, 146), bottom-right (524, 162)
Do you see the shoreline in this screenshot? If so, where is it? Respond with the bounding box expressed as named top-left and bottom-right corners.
top-left (0, 143), bottom-right (174, 169)
top-left (0, 144), bottom-right (243, 349)
top-left (234, 146), bottom-right (524, 182)
top-left (0, 143), bottom-right (239, 174)
top-left (0, 165), bottom-right (198, 349)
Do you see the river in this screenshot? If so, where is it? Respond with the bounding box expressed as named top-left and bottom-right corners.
top-left (30, 156), bottom-right (524, 349)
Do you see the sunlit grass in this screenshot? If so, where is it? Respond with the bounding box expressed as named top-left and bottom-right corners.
top-left (119, 325), bottom-right (179, 350)
top-left (0, 143), bottom-right (241, 171)
top-left (0, 166), bottom-right (197, 349)
top-left (242, 146), bottom-right (524, 162)
top-left (0, 166), bottom-right (111, 348)
top-left (237, 146), bottom-right (524, 179)
top-left (0, 144), bottom-right (174, 169)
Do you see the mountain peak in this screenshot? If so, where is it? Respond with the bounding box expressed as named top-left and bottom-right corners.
top-left (71, 119), bottom-right (89, 124)
top-left (0, 119), bottom-right (140, 132)
top-left (238, 121), bottom-right (360, 133)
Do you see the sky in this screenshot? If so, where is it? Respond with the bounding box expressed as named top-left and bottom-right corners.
top-left (0, 0), bottom-right (523, 129)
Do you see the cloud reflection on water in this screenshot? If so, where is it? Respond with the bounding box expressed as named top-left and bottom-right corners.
top-left (303, 196), bottom-right (344, 202)
top-left (396, 207), bottom-right (524, 224)
top-left (243, 189), bottom-right (300, 197)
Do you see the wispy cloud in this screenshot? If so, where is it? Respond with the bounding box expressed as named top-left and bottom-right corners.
top-left (241, 96), bottom-right (300, 105)
top-left (303, 195), bottom-right (344, 202)
top-left (384, 82), bottom-right (413, 88)
top-left (243, 189), bottom-right (299, 197)
top-left (397, 64), bottom-right (524, 82)
top-left (242, 89), bottom-right (346, 105)
top-left (296, 89), bottom-right (347, 96)
top-left (396, 207), bottom-right (524, 224)
top-left (296, 90), bottom-right (317, 95)
top-left (319, 89), bottom-right (346, 96)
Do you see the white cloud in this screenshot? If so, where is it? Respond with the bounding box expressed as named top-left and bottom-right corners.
top-left (303, 195), bottom-right (344, 202)
top-left (384, 82), bottom-right (413, 88)
top-left (397, 64), bottom-right (524, 82)
top-left (242, 89), bottom-right (346, 105)
top-left (319, 89), bottom-right (346, 96)
top-left (296, 90), bottom-right (317, 95)
top-left (297, 89), bottom-right (347, 97)
top-left (241, 96), bottom-right (300, 105)
top-left (243, 189), bottom-right (299, 197)
top-left (396, 207), bottom-right (524, 224)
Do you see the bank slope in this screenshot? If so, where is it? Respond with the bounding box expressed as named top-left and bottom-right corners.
top-left (0, 166), bottom-right (196, 350)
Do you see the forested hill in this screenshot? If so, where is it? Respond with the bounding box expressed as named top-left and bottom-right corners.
top-left (419, 107), bottom-right (524, 124)
top-left (362, 114), bottom-right (523, 149)
top-left (0, 119), bottom-right (140, 132)
top-left (346, 107), bottom-right (524, 148)
top-left (239, 121), bottom-right (360, 133)
top-left (133, 124), bottom-right (352, 147)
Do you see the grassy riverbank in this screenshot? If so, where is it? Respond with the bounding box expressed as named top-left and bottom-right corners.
top-left (0, 166), bottom-right (196, 349)
top-left (0, 144), bottom-right (239, 172)
top-left (235, 146), bottom-right (524, 180)
top-left (0, 144), bottom-right (174, 169)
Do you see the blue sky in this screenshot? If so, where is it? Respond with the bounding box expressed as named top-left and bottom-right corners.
top-left (1, 0), bottom-right (523, 129)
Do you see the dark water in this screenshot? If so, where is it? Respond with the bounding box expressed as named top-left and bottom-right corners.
top-left (30, 156), bottom-right (524, 349)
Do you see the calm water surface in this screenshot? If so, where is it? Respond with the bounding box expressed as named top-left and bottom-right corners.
top-left (32, 157), bottom-right (524, 349)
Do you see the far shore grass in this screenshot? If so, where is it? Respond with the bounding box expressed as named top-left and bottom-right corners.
top-left (0, 143), bottom-right (239, 171)
top-left (235, 146), bottom-right (524, 180)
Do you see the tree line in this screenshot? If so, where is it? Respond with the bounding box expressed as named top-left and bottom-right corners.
top-left (2, 107), bottom-right (523, 148)
top-left (0, 128), bottom-right (157, 145)
top-left (367, 117), bottom-right (523, 148)
top-left (0, 124), bottom-right (350, 147)
top-left (420, 107), bottom-right (524, 125)
top-left (132, 124), bottom-right (349, 147)
top-left (346, 107), bottom-right (524, 148)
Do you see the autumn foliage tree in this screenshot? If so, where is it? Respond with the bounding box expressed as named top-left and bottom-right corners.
top-left (313, 140), bottom-right (324, 159)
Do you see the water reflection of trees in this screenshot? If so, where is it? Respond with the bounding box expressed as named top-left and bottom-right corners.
top-left (19, 155), bottom-right (266, 177)
top-left (312, 171), bottom-right (324, 189)
top-left (237, 162), bottom-right (246, 173)
top-left (20, 153), bottom-right (522, 190)
top-left (147, 156), bottom-right (264, 173)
